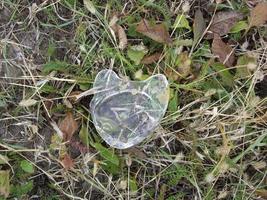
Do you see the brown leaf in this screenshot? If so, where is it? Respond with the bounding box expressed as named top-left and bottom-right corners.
top-left (117, 25), bottom-right (127, 50)
top-left (110, 15), bottom-right (127, 50)
top-left (59, 112), bottom-right (78, 141)
top-left (249, 2), bottom-right (267, 27)
top-left (61, 154), bottom-right (74, 170)
top-left (176, 51), bottom-right (192, 78)
top-left (44, 99), bottom-right (53, 111)
top-left (212, 34), bottom-right (235, 67)
top-left (136, 19), bottom-right (172, 44)
top-left (141, 52), bottom-right (162, 64)
top-left (68, 91), bottom-right (82, 104)
top-left (193, 9), bottom-right (206, 46)
top-left (207, 11), bottom-right (243, 38)
top-left (124, 147), bottom-right (147, 159)
top-left (255, 189), bottom-right (267, 199)
top-left (164, 52), bottom-right (192, 81)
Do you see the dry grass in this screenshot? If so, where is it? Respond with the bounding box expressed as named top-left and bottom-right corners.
top-left (0, 0), bottom-right (266, 199)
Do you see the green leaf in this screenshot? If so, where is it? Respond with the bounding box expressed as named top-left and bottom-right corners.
top-left (94, 143), bottom-right (119, 166)
top-left (192, 42), bottom-right (211, 58)
top-left (128, 25), bottom-right (138, 37)
top-left (127, 45), bottom-right (148, 65)
top-left (79, 83), bottom-right (91, 91)
top-left (102, 160), bottom-right (120, 175)
top-left (129, 178), bottom-right (138, 192)
top-left (134, 69), bottom-right (149, 81)
top-left (212, 63), bottom-right (234, 87)
top-left (50, 133), bottom-right (63, 150)
top-left (168, 89), bottom-right (179, 113)
top-left (166, 193), bottom-right (186, 200)
top-left (40, 84), bottom-right (57, 94)
top-left (0, 154), bottom-right (9, 165)
top-left (0, 100), bottom-right (7, 108)
top-left (173, 14), bottom-right (191, 30)
top-left (11, 181), bottom-right (33, 197)
top-left (79, 124), bottom-right (89, 147)
top-left (42, 60), bottom-right (69, 74)
top-left (0, 170), bottom-right (10, 198)
top-left (230, 21), bottom-right (248, 33)
top-left (47, 42), bottom-right (56, 58)
top-left (20, 160), bottom-right (34, 174)
top-left (235, 55), bottom-right (256, 79)
top-left (174, 39), bottom-right (193, 46)
top-left (165, 165), bottom-right (188, 186)
top-left (64, 0), bottom-right (76, 7)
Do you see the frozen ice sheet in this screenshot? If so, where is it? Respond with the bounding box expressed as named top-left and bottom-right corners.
top-left (90, 69), bottom-right (169, 149)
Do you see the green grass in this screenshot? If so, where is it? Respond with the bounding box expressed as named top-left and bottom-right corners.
top-left (0, 0), bottom-right (267, 199)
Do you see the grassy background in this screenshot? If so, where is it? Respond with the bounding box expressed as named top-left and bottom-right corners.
top-left (0, 0), bottom-right (266, 199)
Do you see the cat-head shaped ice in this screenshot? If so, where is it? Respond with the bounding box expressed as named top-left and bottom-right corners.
top-left (90, 69), bottom-right (169, 149)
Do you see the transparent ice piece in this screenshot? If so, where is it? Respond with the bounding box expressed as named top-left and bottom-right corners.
top-left (90, 69), bottom-right (169, 149)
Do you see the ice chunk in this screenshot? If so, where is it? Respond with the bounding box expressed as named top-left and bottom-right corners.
top-left (90, 69), bottom-right (169, 149)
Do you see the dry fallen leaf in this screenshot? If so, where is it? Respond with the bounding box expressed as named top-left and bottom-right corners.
top-left (141, 52), bottom-right (162, 64)
top-left (59, 112), bottom-right (78, 141)
top-left (249, 2), bottom-right (267, 28)
top-left (136, 19), bottom-right (172, 44)
top-left (19, 99), bottom-right (37, 107)
top-left (83, 0), bottom-right (96, 15)
top-left (124, 147), bottom-right (147, 159)
top-left (212, 34), bottom-right (235, 67)
top-left (68, 91), bottom-right (82, 104)
top-left (109, 15), bottom-right (127, 50)
top-left (176, 52), bottom-right (192, 79)
top-left (255, 189), bottom-right (267, 199)
top-left (252, 161), bottom-right (267, 170)
top-left (61, 153), bottom-right (74, 170)
top-left (165, 52), bottom-right (192, 81)
top-left (117, 25), bottom-right (127, 49)
top-left (193, 9), bottom-right (206, 46)
top-left (207, 11), bottom-right (243, 38)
